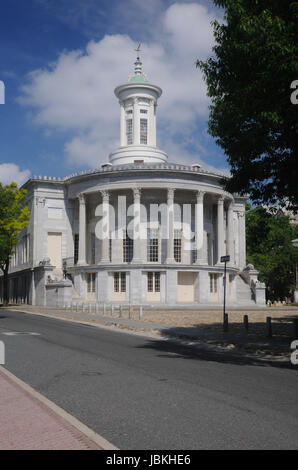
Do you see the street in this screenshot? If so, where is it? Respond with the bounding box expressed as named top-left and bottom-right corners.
top-left (0, 309), bottom-right (298, 450)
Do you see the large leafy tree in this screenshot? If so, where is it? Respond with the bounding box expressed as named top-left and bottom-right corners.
top-left (0, 183), bottom-right (30, 306)
top-left (246, 205), bottom-right (298, 300)
top-left (197, 0), bottom-right (298, 210)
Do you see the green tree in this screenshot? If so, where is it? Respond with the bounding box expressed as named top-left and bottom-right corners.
top-left (0, 183), bottom-right (30, 306)
top-left (246, 205), bottom-right (298, 300)
top-left (197, 0), bottom-right (298, 210)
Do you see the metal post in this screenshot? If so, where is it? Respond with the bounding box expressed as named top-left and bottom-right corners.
top-left (103, 303), bottom-right (106, 316)
top-left (223, 313), bottom-right (228, 332)
top-left (244, 314), bottom-right (249, 333)
top-left (266, 316), bottom-right (272, 338)
top-left (139, 305), bottom-right (143, 321)
top-left (223, 260), bottom-right (227, 325)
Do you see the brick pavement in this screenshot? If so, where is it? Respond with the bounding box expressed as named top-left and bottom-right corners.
top-left (0, 368), bottom-right (102, 450)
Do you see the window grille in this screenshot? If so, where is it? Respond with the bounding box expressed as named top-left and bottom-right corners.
top-left (123, 231), bottom-right (133, 262)
top-left (126, 119), bottom-right (133, 145)
top-left (140, 118), bottom-right (148, 144)
top-left (174, 229), bottom-right (182, 262)
top-left (147, 229), bottom-right (159, 262)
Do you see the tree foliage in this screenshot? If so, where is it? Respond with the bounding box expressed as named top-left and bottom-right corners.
top-left (246, 204), bottom-right (298, 300)
top-left (0, 183), bottom-right (30, 305)
top-left (197, 0), bottom-right (298, 210)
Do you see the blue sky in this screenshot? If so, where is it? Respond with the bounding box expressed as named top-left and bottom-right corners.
top-left (0, 0), bottom-right (226, 185)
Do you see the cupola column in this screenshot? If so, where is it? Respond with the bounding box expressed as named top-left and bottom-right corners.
top-left (133, 97), bottom-right (140, 145)
top-left (120, 101), bottom-right (126, 147)
top-left (148, 99), bottom-right (156, 146)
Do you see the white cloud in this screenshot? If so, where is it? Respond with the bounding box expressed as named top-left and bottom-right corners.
top-left (0, 163), bottom-right (31, 186)
top-left (19, 2), bottom-right (222, 171)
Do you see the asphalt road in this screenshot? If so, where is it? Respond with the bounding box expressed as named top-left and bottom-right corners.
top-left (1, 309), bottom-right (298, 450)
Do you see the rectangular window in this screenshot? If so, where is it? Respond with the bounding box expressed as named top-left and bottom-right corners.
top-left (87, 273), bottom-right (96, 293)
top-left (209, 274), bottom-right (218, 293)
top-left (147, 272), bottom-right (160, 292)
top-left (174, 229), bottom-right (182, 263)
top-left (140, 109), bottom-right (147, 114)
top-left (74, 234), bottom-right (79, 265)
top-left (123, 231), bottom-right (133, 263)
top-left (114, 272), bottom-right (126, 292)
top-left (140, 118), bottom-right (148, 144)
top-left (147, 229), bottom-right (159, 262)
top-left (126, 119), bottom-right (133, 145)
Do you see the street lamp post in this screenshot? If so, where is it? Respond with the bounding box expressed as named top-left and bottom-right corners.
top-left (292, 239), bottom-right (298, 303)
top-left (221, 255), bottom-right (230, 331)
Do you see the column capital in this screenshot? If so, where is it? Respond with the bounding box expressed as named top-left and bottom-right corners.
top-left (196, 190), bottom-right (205, 203)
top-left (217, 195), bottom-right (225, 204)
top-left (167, 188), bottom-right (175, 202)
top-left (100, 190), bottom-right (109, 201)
top-left (133, 187), bottom-right (141, 200)
top-left (78, 193), bottom-right (86, 204)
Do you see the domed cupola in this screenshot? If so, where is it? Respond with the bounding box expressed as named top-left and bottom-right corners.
top-left (109, 46), bottom-right (168, 166)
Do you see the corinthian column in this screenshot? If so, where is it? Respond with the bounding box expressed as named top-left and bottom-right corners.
top-left (217, 196), bottom-right (225, 264)
top-left (131, 188), bottom-right (142, 263)
top-left (77, 193), bottom-right (86, 266)
top-left (166, 188), bottom-right (175, 264)
top-left (100, 190), bottom-right (110, 263)
top-left (195, 190), bottom-right (205, 264)
top-left (227, 199), bottom-right (234, 265)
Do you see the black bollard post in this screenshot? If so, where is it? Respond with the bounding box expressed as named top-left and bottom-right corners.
top-left (266, 316), bottom-right (272, 338)
top-left (244, 314), bottom-right (249, 333)
top-left (223, 313), bottom-right (229, 332)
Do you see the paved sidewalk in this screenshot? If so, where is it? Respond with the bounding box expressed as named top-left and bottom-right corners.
top-left (0, 367), bottom-right (103, 450)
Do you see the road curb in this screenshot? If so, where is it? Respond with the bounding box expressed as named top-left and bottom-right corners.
top-left (0, 365), bottom-right (118, 451)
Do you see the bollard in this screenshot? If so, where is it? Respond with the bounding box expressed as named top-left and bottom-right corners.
top-left (76, 303), bottom-right (79, 312)
top-left (82, 304), bottom-right (85, 313)
top-left (243, 314), bottom-right (249, 333)
top-left (266, 316), bottom-right (272, 338)
top-left (111, 305), bottom-right (114, 317)
top-left (88, 303), bottom-right (91, 314)
top-left (293, 319), bottom-right (298, 340)
top-left (223, 313), bottom-right (229, 332)
top-left (95, 303), bottom-right (99, 315)
top-left (129, 305), bottom-right (132, 320)
top-left (103, 303), bottom-right (106, 316)
top-left (119, 305), bottom-right (122, 318)
top-left (139, 305), bottom-right (143, 321)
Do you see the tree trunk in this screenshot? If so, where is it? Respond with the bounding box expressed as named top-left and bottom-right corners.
top-left (3, 258), bottom-right (9, 307)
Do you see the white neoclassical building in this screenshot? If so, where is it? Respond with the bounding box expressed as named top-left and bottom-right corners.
top-left (1, 55), bottom-right (266, 307)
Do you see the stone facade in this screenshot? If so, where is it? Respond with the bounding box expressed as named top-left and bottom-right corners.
top-left (0, 55), bottom-right (266, 307)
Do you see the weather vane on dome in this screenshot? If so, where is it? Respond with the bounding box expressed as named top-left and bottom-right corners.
top-left (135, 43), bottom-right (141, 58)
